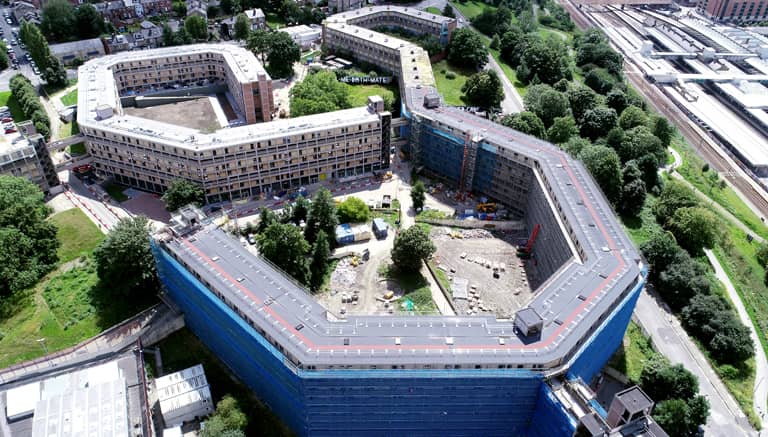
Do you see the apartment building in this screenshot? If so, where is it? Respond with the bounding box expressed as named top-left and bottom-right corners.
top-left (698, 0), bottom-right (768, 22)
top-left (77, 44), bottom-right (390, 203)
top-left (343, 6), bottom-right (456, 45)
top-left (0, 134), bottom-right (59, 195)
top-left (329, 0), bottom-right (363, 13)
top-left (107, 46), bottom-right (273, 123)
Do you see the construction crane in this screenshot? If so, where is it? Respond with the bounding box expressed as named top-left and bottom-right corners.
top-left (517, 224), bottom-right (541, 259)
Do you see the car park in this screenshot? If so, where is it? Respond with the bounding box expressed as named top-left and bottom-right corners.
top-left (32, 67), bottom-right (40, 75)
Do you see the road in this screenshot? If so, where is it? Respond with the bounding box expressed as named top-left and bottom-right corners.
top-left (414, 0), bottom-right (524, 113)
top-left (634, 289), bottom-right (757, 436)
top-left (60, 172), bottom-right (132, 233)
top-left (0, 7), bottom-right (40, 91)
top-left (705, 249), bottom-right (768, 432)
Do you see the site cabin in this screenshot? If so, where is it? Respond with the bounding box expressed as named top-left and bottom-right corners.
top-left (372, 218), bottom-right (388, 239)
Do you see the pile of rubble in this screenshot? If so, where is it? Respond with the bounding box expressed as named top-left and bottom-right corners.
top-left (330, 258), bottom-right (357, 294)
top-left (432, 227), bottom-right (495, 241)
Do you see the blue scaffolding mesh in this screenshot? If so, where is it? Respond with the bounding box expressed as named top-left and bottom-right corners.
top-left (526, 383), bottom-right (578, 437)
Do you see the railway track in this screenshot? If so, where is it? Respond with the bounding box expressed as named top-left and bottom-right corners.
top-left (562, 0), bottom-right (768, 220)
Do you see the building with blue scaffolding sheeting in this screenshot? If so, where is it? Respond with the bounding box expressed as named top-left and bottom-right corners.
top-left (146, 4), bottom-right (669, 436)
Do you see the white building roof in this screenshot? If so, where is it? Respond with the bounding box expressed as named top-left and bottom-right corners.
top-left (6, 381), bottom-right (41, 420)
top-left (155, 364), bottom-right (213, 426)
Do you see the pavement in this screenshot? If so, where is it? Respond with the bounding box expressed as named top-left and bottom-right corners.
top-left (705, 249), bottom-right (768, 433)
top-left (634, 288), bottom-right (756, 436)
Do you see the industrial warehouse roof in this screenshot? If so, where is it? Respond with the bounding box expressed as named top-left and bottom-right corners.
top-left (155, 7), bottom-right (642, 370)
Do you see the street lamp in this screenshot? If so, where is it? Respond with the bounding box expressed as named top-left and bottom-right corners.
top-left (36, 338), bottom-right (48, 355)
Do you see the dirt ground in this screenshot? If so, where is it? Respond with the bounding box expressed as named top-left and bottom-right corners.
top-left (124, 97), bottom-right (220, 131)
top-left (430, 227), bottom-right (536, 319)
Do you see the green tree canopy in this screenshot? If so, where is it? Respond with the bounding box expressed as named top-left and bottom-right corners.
top-left (583, 67), bottom-right (616, 95)
top-left (256, 207), bottom-right (279, 233)
top-left (579, 107), bottom-right (617, 141)
top-left (471, 6), bottom-right (512, 37)
top-left (246, 29), bottom-right (270, 62)
top-left (523, 84), bottom-right (570, 128)
top-left (442, 4), bottom-right (455, 17)
top-left (291, 196), bottom-right (310, 225)
top-left (265, 31), bottom-right (301, 78)
top-left (257, 222), bottom-right (309, 284)
top-left (618, 105), bottom-right (648, 130)
top-left (640, 356), bottom-right (699, 402)
top-left (516, 36), bottom-right (571, 85)
top-left (656, 251), bottom-right (711, 311)
top-left (41, 0), bottom-right (76, 41)
top-left (289, 71), bottom-right (351, 117)
top-left (547, 116), bottom-right (578, 144)
top-left (605, 88), bottom-right (628, 114)
top-left (448, 28), bottom-right (488, 70)
top-left (185, 15), bottom-right (208, 41)
top-left (305, 188), bottom-right (338, 247)
top-left (337, 197), bottom-right (371, 223)
top-left (566, 85), bottom-right (599, 122)
top-left (666, 206), bottom-right (719, 254)
top-left (411, 180), bottom-right (426, 211)
top-left (391, 226), bottom-right (436, 273)
top-left (93, 216), bottom-right (157, 297)
top-left (461, 70), bottom-right (504, 109)
top-left (0, 176), bottom-right (59, 295)
top-left (309, 229), bottom-right (330, 292)
top-left (75, 4), bottom-right (106, 39)
top-left (652, 115), bottom-right (675, 147)
top-left (578, 144), bottom-right (622, 204)
top-left (500, 111), bottom-right (547, 140)
top-left (653, 179), bottom-right (699, 225)
top-left (639, 230), bottom-right (682, 278)
top-left (234, 13), bottom-right (251, 40)
top-left (200, 395), bottom-right (248, 437)
top-left (161, 179), bottom-right (205, 212)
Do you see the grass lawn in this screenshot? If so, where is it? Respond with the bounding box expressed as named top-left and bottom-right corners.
top-left (266, 12), bottom-right (286, 29)
top-left (104, 183), bottom-right (129, 202)
top-left (60, 89), bottom-right (78, 106)
top-left (43, 78), bottom-right (77, 96)
top-left (607, 321), bottom-right (658, 383)
top-left (672, 136), bottom-right (768, 241)
top-left (59, 120), bottom-right (80, 139)
top-left (0, 90), bottom-right (28, 121)
top-left (0, 261), bottom-right (156, 368)
top-left (450, 0), bottom-right (496, 19)
top-left (301, 50), bottom-right (320, 62)
top-left (49, 209), bottom-right (104, 263)
top-left (381, 265), bottom-right (438, 314)
top-left (155, 329), bottom-right (292, 436)
top-left (425, 6), bottom-right (442, 15)
top-left (68, 141), bottom-right (86, 156)
top-left (373, 209), bottom-right (400, 230)
top-left (432, 59), bottom-right (474, 106)
top-left (347, 83), bottom-right (399, 114)
top-left (427, 260), bottom-right (452, 292)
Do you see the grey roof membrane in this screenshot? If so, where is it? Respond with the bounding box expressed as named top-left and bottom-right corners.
top-left (158, 9), bottom-right (643, 370)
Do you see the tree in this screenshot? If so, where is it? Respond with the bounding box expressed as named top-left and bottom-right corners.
top-left (605, 88), bottom-right (629, 114)
top-left (584, 67), bottom-right (616, 95)
top-left (305, 188), bottom-right (338, 247)
top-left (0, 176), bottom-right (59, 295)
top-left (616, 126), bottom-right (665, 166)
top-left (501, 112), bottom-right (547, 140)
top-left (447, 28), bottom-right (488, 70)
top-left (309, 229), bottom-right (330, 292)
top-left (640, 356), bottom-right (699, 402)
top-left (652, 115), bottom-right (675, 147)
top-left (200, 395), bottom-right (248, 437)
top-left (620, 179), bottom-right (646, 217)
top-left (579, 107), bottom-right (617, 141)
top-left (618, 105), bottom-right (648, 130)
top-left (337, 197), bottom-right (370, 223)
top-left (289, 71), bottom-right (351, 117)
top-left (264, 31), bottom-right (301, 78)
top-left (566, 85), bottom-right (599, 122)
top-left (757, 242), bottom-right (768, 267)
top-left (291, 196), bottom-right (310, 225)
top-left (490, 34), bottom-right (500, 50)
top-left (547, 116), bottom-right (578, 144)
top-left (161, 179), bottom-right (205, 211)
top-left (93, 216), bottom-right (158, 297)
top-left (411, 180), bottom-right (426, 211)
top-left (246, 29), bottom-right (271, 62)
top-left (499, 27), bottom-right (525, 67)
top-left (461, 70), bottom-right (504, 109)
top-left (640, 230), bottom-right (682, 278)
top-left (75, 4), bottom-right (105, 39)
top-left (162, 24), bottom-right (175, 46)
top-left (257, 222), bottom-right (309, 283)
top-left (666, 206), bottom-right (719, 253)
top-left (41, 0), bottom-right (76, 41)
top-left (523, 84), bottom-right (570, 128)
top-left (707, 313), bottom-right (754, 363)
top-left (221, 0), bottom-right (235, 14)
top-left (656, 252), bottom-right (711, 311)
top-left (185, 15), bottom-right (208, 41)
top-left (442, 3), bottom-right (455, 18)
top-left (256, 207), bottom-right (278, 233)
top-left (517, 36), bottom-right (571, 85)
top-left (471, 6), bottom-right (512, 37)
top-left (653, 179), bottom-right (698, 224)
top-left (653, 398), bottom-right (708, 437)
top-left (0, 42), bottom-right (8, 71)
top-left (391, 226), bottom-right (436, 273)
top-left (43, 55), bottom-right (67, 88)
top-left (578, 144), bottom-right (622, 204)
top-left (234, 13), bottom-right (251, 40)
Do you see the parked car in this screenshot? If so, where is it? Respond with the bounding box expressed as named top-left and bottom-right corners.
top-left (32, 67), bottom-right (40, 75)
top-left (5, 127), bottom-right (17, 134)
top-left (2, 117), bottom-right (13, 123)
